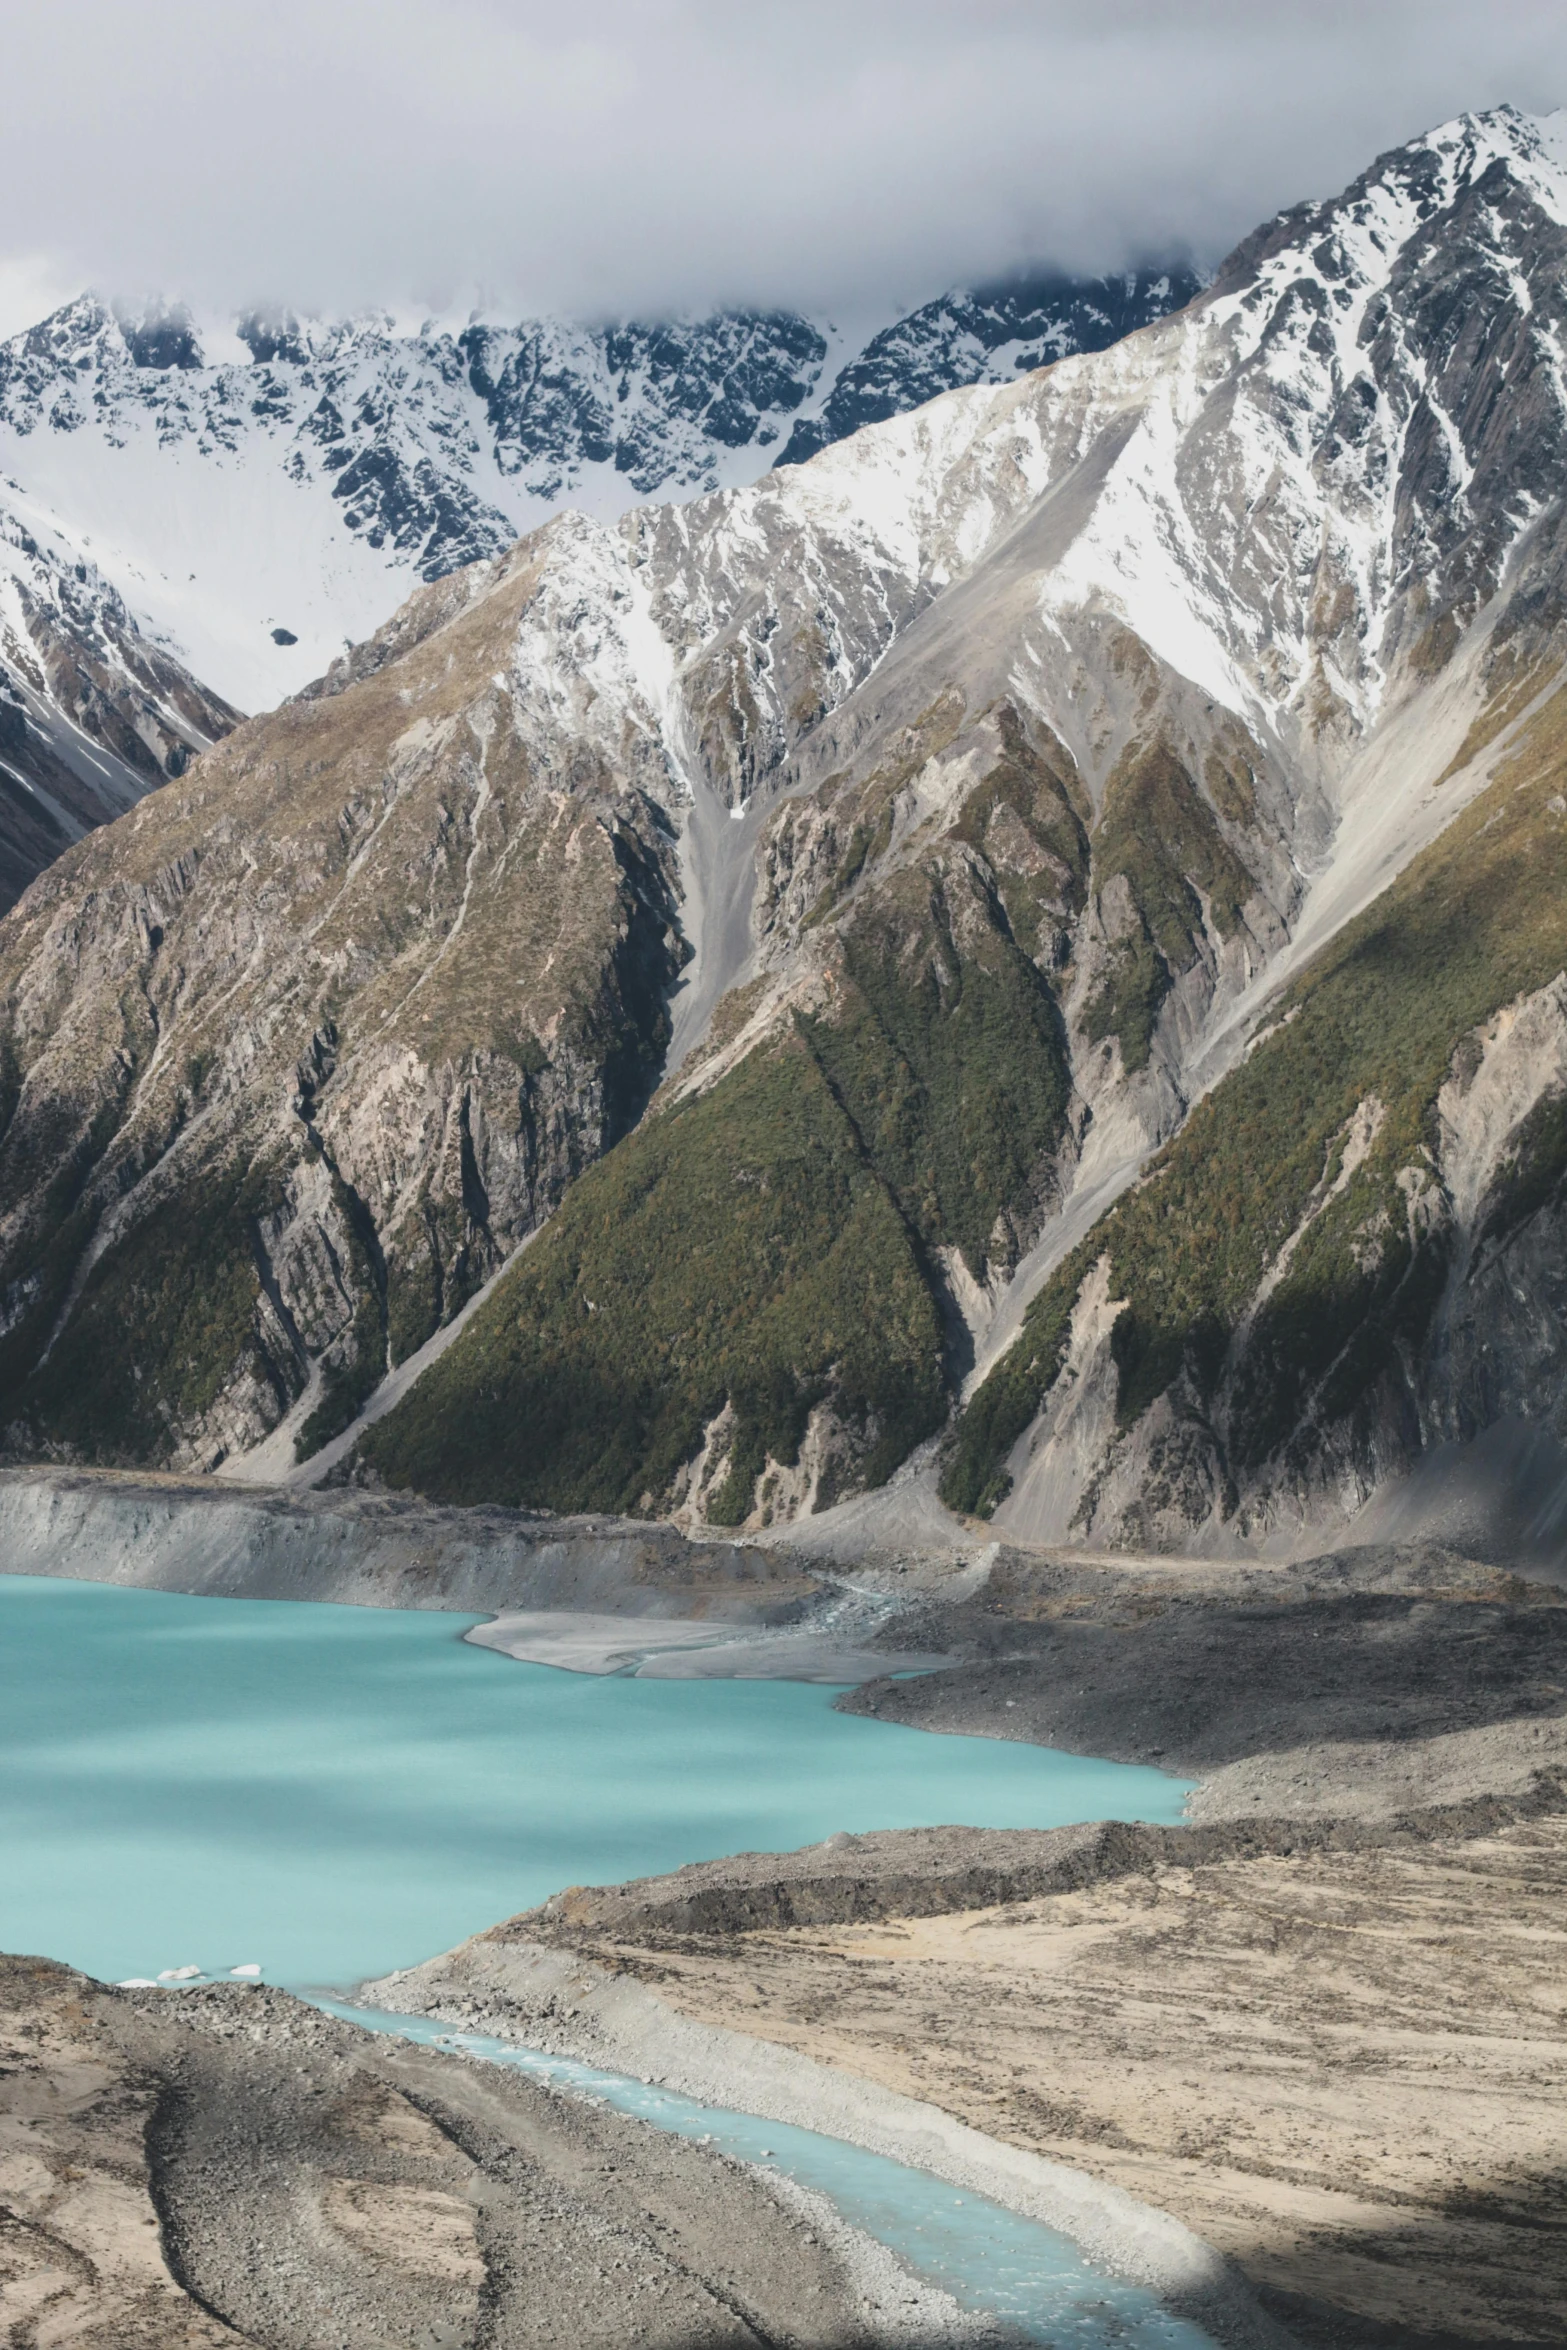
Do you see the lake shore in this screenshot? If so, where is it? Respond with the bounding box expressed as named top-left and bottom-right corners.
top-left (364, 1935), bottom-right (1282, 2350)
top-left (369, 1771), bottom-right (1567, 2349)
top-left (365, 1545), bottom-right (1567, 2349)
top-left (6, 1464), bottom-right (1566, 2343)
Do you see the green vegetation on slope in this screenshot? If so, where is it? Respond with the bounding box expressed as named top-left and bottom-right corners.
top-left (19, 1154), bottom-right (297, 1463)
top-left (361, 699), bottom-right (1107, 1516)
top-left (949, 703), bottom-right (1090, 966)
top-left (943, 682), bottom-right (1567, 1515)
top-left (360, 1032), bottom-right (946, 1515)
top-left (938, 1242), bottom-right (1093, 1517)
top-left (1081, 741), bottom-right (1258, 1072)
top-left (802, 860), bottom-right (1071, 1280)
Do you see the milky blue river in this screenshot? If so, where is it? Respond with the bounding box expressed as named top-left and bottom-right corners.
top-left (0, 1572), bottom-right (1211, 2346)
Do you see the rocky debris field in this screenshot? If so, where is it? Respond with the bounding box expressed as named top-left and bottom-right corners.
top-left (515, 1817), bottom-right (1567, 2350)
top-left (0, 1956), bottom-right (985, 2350)
top-left (837, 1541), bottom-right (1567, 1806)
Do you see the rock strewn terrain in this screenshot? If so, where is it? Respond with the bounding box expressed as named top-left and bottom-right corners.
top-left (0, 1463), bottom-right (814, 1619)
top-left (519, 1820), bottom-right (1567, 2350)
top-left (382, 1542), bottom-right (1567, 2350)
top-left (836, 1542), bottom-right (1567, 1781)
top-left (0, 1957), bottom-right (972, 2349)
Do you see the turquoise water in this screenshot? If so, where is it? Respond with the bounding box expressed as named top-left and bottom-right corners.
top-left (0, 1575), bottom-right (1191, 1987)
top-left (323, 2003), bottom-right (1214, 2350)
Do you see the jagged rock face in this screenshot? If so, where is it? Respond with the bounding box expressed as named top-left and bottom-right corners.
top-left (0, 530), bottom-right (687, 1470)
top-left (0, 274), bottom-right (1198, 720)
top-left (776, 267), bottom-right (1202, 465)
top-left (7, 106), bottom-right (1567, 1522)
top-left (0, 498), bottom-right (236, 911)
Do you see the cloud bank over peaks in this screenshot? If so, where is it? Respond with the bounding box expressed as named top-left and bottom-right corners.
top-left (3, 2), bottom-right (1566, 324)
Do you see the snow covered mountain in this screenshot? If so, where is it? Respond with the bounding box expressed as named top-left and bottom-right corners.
top-left (0, 493), bottom-right (235, 911)
top-left (4, 106), bottom-right (1567, 1564)
top-left (775, 268), bottom-right (1193, 465)
top-left (0, 270), bottom-right (1198, 722)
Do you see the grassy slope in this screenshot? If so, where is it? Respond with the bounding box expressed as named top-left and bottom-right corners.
top-left (943, 680), bottom-right (1567, 1516)
top-left (359, 1032), bottom-right (946, 1513)
top-left (360, 704), bottom-right (1101, 1516)
top-left (1081, 737), bottom-right (1260, 1072)
top-left (801, 863), bottom-right (1072, 1281)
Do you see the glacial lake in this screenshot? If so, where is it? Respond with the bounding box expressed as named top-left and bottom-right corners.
top-left (0, 1571), bottom-right (1214, 2348)
top-left (0, 1573), bottom-right (1190, 1987)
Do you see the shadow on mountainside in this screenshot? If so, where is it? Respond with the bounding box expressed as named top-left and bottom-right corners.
top-left (1247, 2161), bottom-right (1567, 2350)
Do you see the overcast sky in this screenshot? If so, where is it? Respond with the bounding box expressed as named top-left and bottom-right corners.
top-left (3, 1), bottom-right (1566, 334)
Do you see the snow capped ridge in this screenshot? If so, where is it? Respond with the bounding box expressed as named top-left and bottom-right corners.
top-left (0, 270), bottom-right (1197, 728)
top-left (275, 92), bottom-right (1567, 869)
top-left (0, 475), bottom-right (234, 912)
top-left (506, 91), bottom-right (1567, 1193)
top-left (8, 106), bottom-right (1567, 1507)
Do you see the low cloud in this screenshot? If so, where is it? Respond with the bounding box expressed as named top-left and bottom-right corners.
top-left (5, 1), bottom-right (1566, 326)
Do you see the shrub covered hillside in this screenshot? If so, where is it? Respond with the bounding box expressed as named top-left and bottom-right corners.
top-left (360, 1031), bottom-right (947, 1517)
top-left (944, 676), bottom-right (1567, 1546)
top-left (357, 700), bottom-right (1098, 1517)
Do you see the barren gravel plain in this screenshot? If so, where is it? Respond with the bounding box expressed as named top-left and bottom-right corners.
top-left (0, 1955), bottom-right (985, 2350)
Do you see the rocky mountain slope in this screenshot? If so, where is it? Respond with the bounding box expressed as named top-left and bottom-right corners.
top-left (943, 693), bottom-right (1567, 1549)
top-left (0, 270), bottom-right (1194, 912)
top-left (0, 490), bottom-right (236, 912)
top-left (3, 107), bottom-right (1567, 1558)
